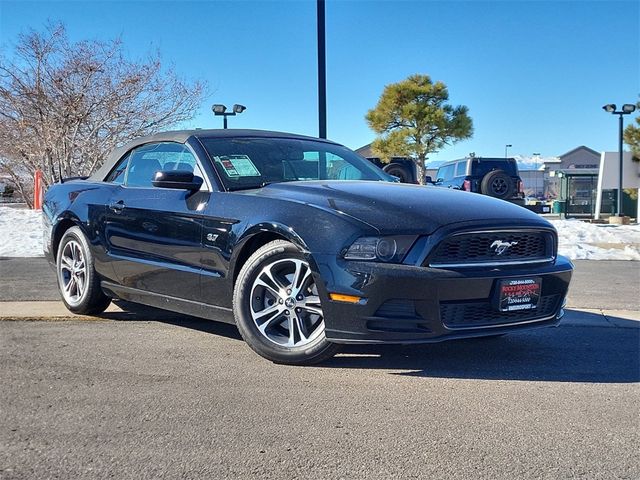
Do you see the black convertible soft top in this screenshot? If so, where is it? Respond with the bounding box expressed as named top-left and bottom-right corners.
top-left (90, 129), bottom-right (336, 181)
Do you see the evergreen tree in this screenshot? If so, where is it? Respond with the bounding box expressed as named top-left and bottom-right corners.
top-left (366, 74), bottom-right (473, 184)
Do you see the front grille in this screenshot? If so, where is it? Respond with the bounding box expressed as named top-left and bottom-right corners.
top-left (428, 230), bottom-right (553, 267)
top-left (440, 294), bottom-right (560, 329)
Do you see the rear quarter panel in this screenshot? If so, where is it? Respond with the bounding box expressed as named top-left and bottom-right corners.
top-left (43, 180), bottom-right (119, 283)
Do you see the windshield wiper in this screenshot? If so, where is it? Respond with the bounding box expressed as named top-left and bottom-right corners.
top-left (226, 180), bottom-right (299, 192)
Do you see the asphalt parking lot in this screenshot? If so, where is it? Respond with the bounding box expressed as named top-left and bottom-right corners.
top-left (0, 258), bottom-right (639, 479)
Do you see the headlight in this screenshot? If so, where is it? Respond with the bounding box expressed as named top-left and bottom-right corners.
top-left (343, 236), bottom-right (417, 263)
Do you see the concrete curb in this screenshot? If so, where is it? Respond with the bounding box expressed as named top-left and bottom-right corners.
top-left (0, 301), bottom-right (638, 327)
top-left (0, 301), bottom-right (185, 322)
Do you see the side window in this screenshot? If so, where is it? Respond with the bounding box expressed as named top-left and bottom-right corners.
top-left (105, 153), bottom-right (130, 184)
top-left (438, 164), bottom-right (455, 181)
top-left (455, 161), bottom-right (467, 177)
top-left (125, 142), bottom-right (198, 188)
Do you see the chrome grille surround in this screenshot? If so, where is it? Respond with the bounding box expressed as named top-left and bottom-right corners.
top-left (427, 229), bottom-right (556, 268)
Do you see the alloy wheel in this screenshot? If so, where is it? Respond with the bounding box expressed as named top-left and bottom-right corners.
top-left (249, 258), bottom-right (325, 348)
top-left (59, 240), bottom-right (87, 305)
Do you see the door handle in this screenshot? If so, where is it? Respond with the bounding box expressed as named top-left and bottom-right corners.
top-left (109, 200), bottom-right (125, 213)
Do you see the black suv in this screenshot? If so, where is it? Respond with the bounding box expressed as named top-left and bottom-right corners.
top-left (431, 157), bottom-right (524, 204)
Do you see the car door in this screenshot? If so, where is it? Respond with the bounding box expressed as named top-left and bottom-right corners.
top-left (103, 142), bottom-right (210, 302)
top-left (437, 164), bottom-right (456, 188)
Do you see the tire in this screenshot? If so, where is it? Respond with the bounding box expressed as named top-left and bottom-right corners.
top-left (56, 226), bottom-right (111, 315)
top-left (233, 240), bottom-right (340, 365)
top-left (480, 170), bottom-right (514, 199)
top-left (383, 163), bottom-right (413, 183)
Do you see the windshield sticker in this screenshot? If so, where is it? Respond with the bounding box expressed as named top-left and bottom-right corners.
top-left (215, 155), bottom-right (260, 177)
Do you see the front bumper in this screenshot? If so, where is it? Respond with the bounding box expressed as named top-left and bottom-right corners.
top-left (313, 254), bottom-right (573, 344)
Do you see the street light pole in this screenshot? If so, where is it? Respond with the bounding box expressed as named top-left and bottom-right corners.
top-left (505, 144), bottom-right (512, 158)
top-left (317, 0), bottom-right (327, 139)
top-left (618, 112), bottom-right (623, 216)
top-left (602, 103), bottom-right (636, 217)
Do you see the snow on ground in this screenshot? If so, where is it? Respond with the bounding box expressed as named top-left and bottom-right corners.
top-left (0, 206), bottom-right (44, 257)
top-left (1, 206), bottom-right (639, 260)
top-left (550, 219), bottom-right (640, 261)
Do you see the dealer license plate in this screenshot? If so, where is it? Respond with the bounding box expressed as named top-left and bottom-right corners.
top-left (496, 277), bottom-right (541, 312)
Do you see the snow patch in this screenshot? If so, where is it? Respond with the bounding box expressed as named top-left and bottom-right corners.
top-left (549, 219), bottom-right (640, 261)
top-left (0, 206), bottom-right (44, 257)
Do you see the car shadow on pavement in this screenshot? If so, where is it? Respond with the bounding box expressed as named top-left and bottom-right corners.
top-left (109, 300), bottom-right (243, 340)
top-left (324, 312), bottom-right (640, 383)
top-left (109, 302), bottom-right (639, 383)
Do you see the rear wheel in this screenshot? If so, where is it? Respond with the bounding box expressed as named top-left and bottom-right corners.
top-left (56, 226), bottom-right (111, 315)
top-left (233, 240), bottom-right (340, 365)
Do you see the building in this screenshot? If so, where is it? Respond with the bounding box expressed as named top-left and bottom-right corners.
top-left (545, 145), bottom-right (600, 170)
top-left (543, 146), bottom-right (600, 200)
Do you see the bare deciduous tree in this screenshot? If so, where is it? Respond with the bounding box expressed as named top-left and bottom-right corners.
top-left (0, 23), bottom-right (206, 206)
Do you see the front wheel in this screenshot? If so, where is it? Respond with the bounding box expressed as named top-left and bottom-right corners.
top-left (56, 226), bottom-right (111, 315)
top-left (233, 240), bottom-right (340, 365)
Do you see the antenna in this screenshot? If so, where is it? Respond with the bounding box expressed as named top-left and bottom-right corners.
top-left (50, 162), bottom-right (57, 184)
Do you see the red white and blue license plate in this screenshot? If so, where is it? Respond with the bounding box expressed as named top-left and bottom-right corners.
top-left (496, 277), bottom-right (541, 312)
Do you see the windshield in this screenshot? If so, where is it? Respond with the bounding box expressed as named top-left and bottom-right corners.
top-left (200, 137), bottom-right (389, 191)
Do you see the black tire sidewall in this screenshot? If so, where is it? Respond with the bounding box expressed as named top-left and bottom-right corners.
top-left (383, 163), bottom-right (411, 183)
top-left (233, 240), bottom-right (338, 365)
top-left (481, 170), bottom-right (513, 199)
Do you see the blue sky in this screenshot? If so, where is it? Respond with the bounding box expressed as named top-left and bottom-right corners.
top-left (1, 0), bottom-right (638, 164)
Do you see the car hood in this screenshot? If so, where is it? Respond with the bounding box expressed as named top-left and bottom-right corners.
top-left (246, 181), bottom-right (550, 234)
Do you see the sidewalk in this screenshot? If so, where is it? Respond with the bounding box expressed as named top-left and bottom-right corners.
top-left (0, 301), bottom-right (187, 322)
top-left (1, 300), bottom-right (638, 327)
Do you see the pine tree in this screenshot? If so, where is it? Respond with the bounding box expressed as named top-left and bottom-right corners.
top-left (366, 74), bottom-right (473, 184)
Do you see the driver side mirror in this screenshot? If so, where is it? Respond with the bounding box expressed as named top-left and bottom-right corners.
top-left (425, 175), bottom-right (434, 184)
top-left (152, 170), bottom-right (203, 191)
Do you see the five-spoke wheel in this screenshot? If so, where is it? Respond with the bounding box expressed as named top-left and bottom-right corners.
top-left (480, 170), bottom-right (514, 199)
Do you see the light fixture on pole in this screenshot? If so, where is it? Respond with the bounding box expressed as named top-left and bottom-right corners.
top-left (212, 103), bottom-right (247, 129)
top-left (602, 103), bottom-right (636, 216)
top-left (505, 144), bottom-right (512, 158)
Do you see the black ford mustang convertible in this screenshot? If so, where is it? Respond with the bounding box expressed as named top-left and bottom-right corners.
top-left (44, 129), bottom-right (573, 364)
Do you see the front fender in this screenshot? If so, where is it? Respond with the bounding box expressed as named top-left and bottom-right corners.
top-left (227, 222), bottom-right (311, 284)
